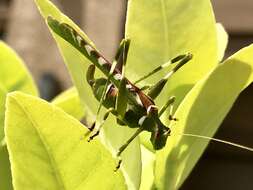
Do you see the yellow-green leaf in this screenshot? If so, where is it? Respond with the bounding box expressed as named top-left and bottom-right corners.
top-left (0, 42), bottom-right (38, 190)
top-left (0, 41), bottom-right (38, 142)
top-left (155, 44), bottom-right (253, 189)
top-left (5, 92), bottom-right (126, 190)
top-left (126, 0), bottom-right (218, 111)
top-left (52, 87), bottom-right (85, 120)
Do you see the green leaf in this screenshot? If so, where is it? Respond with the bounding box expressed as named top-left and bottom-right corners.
top-left (0, 41), bottom-right (38, 142)
top-left (139, 146), bottom-right (155, 190)
top-left (125, 0), bottom-right (218, 110)
top-left (155, 44), bottom-right (253, 189)
top-left (34, 0), bottom-right (141, 189)
top-left (0, 42), bottom-right (38, 190)
top-left (52, 87), bottom-right (85, 120)
top-left (216, 23), bottom-right (228, 61)
top-left (5, 92), bottom-right (126, 190)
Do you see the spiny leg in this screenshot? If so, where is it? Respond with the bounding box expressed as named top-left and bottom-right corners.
top-left (86, 64), bottom-right (96, 86)
top-left (147, 105), bottom-right (172, 150)
top-left (115, 127), bottom-right (144, 171)
top-left (114, 39), bottom-right (136, 171)
top-left (89, 38), bottom-right (130, 140)
top-left (85, 64), bottom-right (117, 132)
top-left (85, 64), bottom-right (97, 131)
top-left (87, 66), bottom-right (117, 140)
top-left (168, 103), bottom-right (177, 121)
top-left (158, 96), bottom-right (177, 121)
top-left (115, 39), bottom-right (130, 117)
top-left (134, 53), bottom-right (192, 85)
top-left (88, 108), bottom-right (116, 141)
top-left (84, 57), bottom-right (117, 135)
top-left (90, 40), bottom-right (126, 132)
top-left (118, 94), bottom-right (166, 155)
top-left (114, 38), bottom-right (130, 73)
top-left (148, 53), bottom-right (193, 99)
top-left (96, 60), bottom-right (118, 116)
top-left (97, 38), bottom-right (130, 116)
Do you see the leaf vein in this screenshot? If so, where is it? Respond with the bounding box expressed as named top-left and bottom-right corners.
top-left (10, 96), bottom-right (66, 190)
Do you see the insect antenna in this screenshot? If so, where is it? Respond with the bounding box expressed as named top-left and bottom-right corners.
top-left (158, 96), bottom-right (253, 153)
top-left (175, 133), bottom-right (253, 152)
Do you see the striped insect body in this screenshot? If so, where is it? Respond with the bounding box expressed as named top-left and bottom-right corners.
top-left (47, 16), bottom-right (194, 168)
top-left (47, 16), bottom-right (253, 171)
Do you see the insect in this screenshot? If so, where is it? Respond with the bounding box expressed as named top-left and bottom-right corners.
top-left (47, 17), bottom-right (253, 169)
top-left (47, 16), bottom-right (191, 158)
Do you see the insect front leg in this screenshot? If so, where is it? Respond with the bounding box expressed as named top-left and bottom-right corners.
top-left (84, 64), bottom-right (98, 131)
top-left (88, 57), bottom-right (119, 139)
top-left (86, 64), bottom-right (96, 86)
top-left (158, 96), bottom-right (177, 121)
top-left (95, 38), bottom-right (130, 118)
top-left (88, 108), bottom-right (116, 141)
top-left (88, 38), bottom-right (131, 141)
top-left (115, 127), bottom-right (144, 171)
top-left (113, 38), bottom-right (130, 73)
top-left (115, 38), bottom-right (131, 119)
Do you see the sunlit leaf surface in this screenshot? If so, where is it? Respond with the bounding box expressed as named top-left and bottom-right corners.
top-left (5, 92), bottom-right (126, 190)
top-left (155, 44), bottom-right (253, 189)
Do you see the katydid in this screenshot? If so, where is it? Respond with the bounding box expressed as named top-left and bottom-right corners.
top-left (47, 16), bottom-right (191, 150)
top-left (47, 17), bottom-right (253, 169)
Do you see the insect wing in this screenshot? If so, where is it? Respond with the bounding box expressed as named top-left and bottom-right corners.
top-left (47, 16), bottom-right (113, 79)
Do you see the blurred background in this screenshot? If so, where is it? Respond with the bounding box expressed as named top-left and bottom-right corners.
top-left (0, 0), bottom-right (253, 189)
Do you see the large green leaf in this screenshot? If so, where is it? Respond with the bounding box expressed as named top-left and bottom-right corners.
top-left (52, 87), bottom-right (85, 120)
top-left (34, 0), bottom-right (141, 189)
top-left (125, 0), bottom-right (218, 111)
top-left (0, 42), bottom-right (38, 190)
top-left (0, 41), bottom-right (38, 142)
top-left (5, 92), bottom-right (126, 190)
top-left (155, 44), bottom-right (253, 189)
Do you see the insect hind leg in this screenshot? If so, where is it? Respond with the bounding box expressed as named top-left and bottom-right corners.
top-left (134, 53), bottom-right (192, 85)
top-left (147, 53), bottom-right (193, 99)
